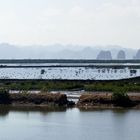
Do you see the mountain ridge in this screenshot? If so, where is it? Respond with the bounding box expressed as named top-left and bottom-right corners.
top-left (0, 43), bottom-right (138, 59)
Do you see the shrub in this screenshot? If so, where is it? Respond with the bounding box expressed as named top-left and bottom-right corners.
top-left (0, 88), bottom-right (10, 104)
top-left (112, 88), bottom-right (132, 107)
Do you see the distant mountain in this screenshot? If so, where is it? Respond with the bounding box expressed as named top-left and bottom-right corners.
top-left (117, 50), bottom-right (126, 60)
top-left (134, 49), bottom-right (140, 59)
top-left (0, 43), bottom-right (138, 59)
top-left (96, 51), bottom-right (112, 60)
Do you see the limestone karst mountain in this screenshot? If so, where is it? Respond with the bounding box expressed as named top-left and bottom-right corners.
top-left (0, 43), bottom-right (137, 59)
top-left (96, 51), bottom-right (112, 60)
top-left (117, 50), bottom-right (126, 60)
top-left (134, 49), bottom-right (140, 59)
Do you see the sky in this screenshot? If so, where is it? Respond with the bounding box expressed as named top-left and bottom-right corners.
top-left (0, 0), bottom-right (140, 49)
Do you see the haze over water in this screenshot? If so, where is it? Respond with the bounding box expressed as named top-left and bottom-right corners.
top-left (0, 107), bottom-right (140, 140)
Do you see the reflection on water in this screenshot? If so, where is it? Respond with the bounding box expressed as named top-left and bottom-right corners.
top-left (0, 106), bottom-right (140, 140)
top-left (0, 105), bottom-right (67, 117)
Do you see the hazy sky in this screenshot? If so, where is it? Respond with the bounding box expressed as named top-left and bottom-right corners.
top-left (0, 0), bottom-right (140, 48)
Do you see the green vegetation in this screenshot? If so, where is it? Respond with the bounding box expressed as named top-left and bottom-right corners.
top-left (2, 81), bottom-right (84, 91)
top-left (0, 80), bottom-right (140, 92)
top-left (0, 80), bottom-right (140, 107)
top-left (0, 88), bottom-right (10, 104)
top-left (112, 88), bottom-right (132, 107)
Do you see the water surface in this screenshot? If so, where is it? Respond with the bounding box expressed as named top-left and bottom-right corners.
top-left (0, 106), bottom-right (140, 140)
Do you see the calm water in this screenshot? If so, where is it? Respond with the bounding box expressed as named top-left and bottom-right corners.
top-left (0, 106), bottom-right (140, 140)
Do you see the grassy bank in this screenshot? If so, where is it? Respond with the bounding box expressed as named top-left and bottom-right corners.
top-left (0, 79), bottom-right (140, 108)
top-left (0, 80), bottom-right (140, 92)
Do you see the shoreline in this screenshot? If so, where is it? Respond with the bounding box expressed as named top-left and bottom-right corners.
top-left (0, 93), bottom-right (75, 107)
top-left (1, 91), bottom-right (140, 109)
top-left (2, 103), bottom-right (140, 110)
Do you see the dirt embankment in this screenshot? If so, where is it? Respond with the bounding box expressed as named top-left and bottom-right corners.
top-left (77, 93), bottom-right (140, 108)
top-left (9, 93), bottom-right (71, 106)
